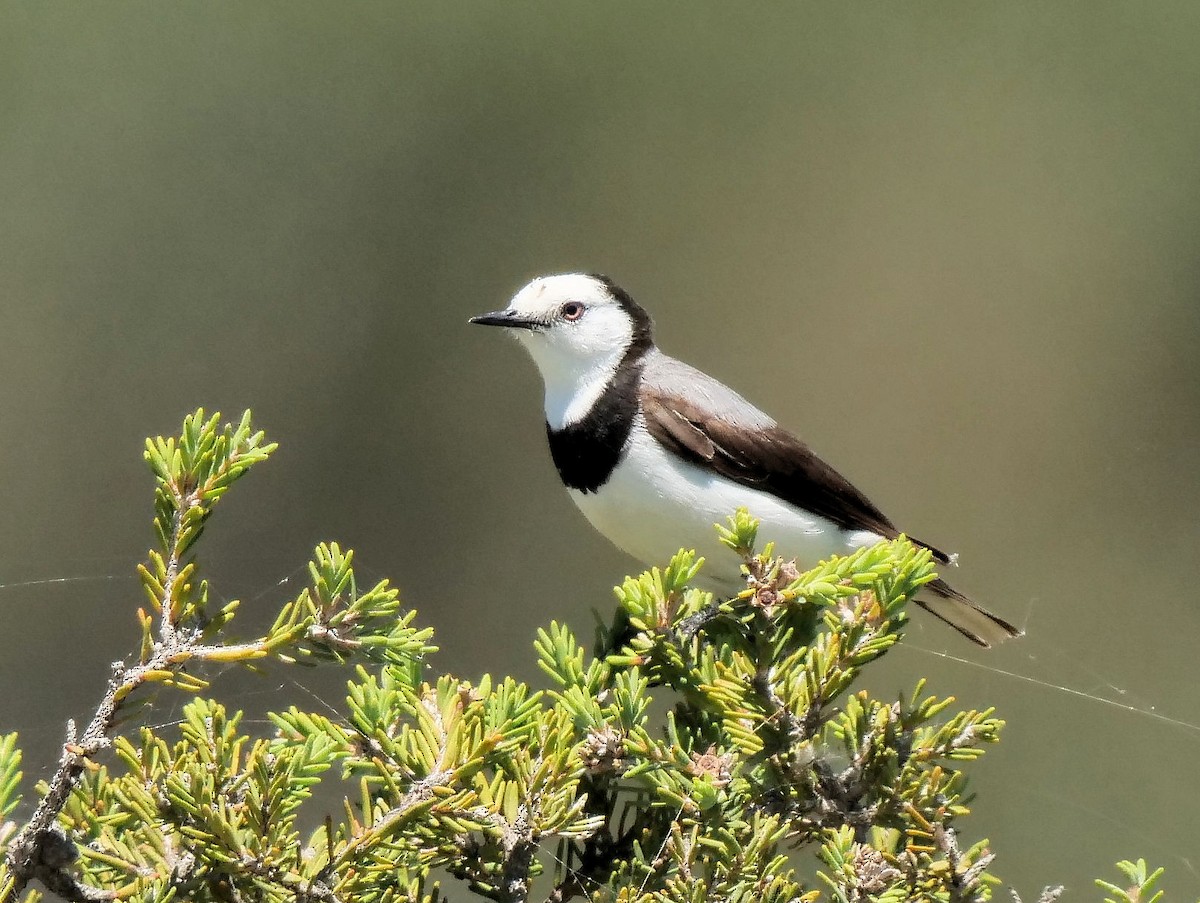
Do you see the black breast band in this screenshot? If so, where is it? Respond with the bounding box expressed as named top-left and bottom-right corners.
top-left (545, 355), bottom-right (645, 494)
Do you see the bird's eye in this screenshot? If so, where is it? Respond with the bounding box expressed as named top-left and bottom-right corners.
top-left (561, 301), bottom-right (586, 321)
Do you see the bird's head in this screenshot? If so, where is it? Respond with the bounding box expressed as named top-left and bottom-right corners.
top-left (471, 274), bottom-right (653, 424)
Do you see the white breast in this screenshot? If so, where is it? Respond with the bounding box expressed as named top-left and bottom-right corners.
top-left (568, 418), bottom-right (881, 593)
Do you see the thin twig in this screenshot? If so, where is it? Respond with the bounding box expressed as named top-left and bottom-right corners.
top-left (1, 485), bottom-right (264, 903)
top-left (498, 805), bottom-right (537, 903)
top-left (329, 771), bottom-right (453, 870)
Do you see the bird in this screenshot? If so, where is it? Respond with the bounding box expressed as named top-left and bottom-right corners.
top-left (470, 273), bottom-right (1021, 647)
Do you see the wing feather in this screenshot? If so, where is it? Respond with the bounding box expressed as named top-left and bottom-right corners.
top-left (637, 373), bottom-right (1020, 647)
top-left (640, 384), bottom-right (949, 558)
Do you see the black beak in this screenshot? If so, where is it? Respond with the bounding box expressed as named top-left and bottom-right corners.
top-left (468, 310), bottom-right (544, 331)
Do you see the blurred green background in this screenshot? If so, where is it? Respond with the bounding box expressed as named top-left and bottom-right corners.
top-left (2, 2), bottom-right (1199, 895)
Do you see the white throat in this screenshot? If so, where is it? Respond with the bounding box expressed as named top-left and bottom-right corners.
top-left (539, 346), bottom-right (626, 430)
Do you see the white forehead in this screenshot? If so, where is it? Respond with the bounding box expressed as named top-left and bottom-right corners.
top-left (509, 273), bottom-right (613, 313)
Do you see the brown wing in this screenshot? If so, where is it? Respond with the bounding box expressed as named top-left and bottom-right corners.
top-left (640, 386), bottom-right (951, 563)
top-left (638, 381), bottom-right (1025, 645)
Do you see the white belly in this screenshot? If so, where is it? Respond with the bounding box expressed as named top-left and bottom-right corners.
top-left (568, 422), bottom-right (881, 593)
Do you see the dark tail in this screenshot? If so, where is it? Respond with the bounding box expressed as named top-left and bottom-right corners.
top-left (915, 577), bottom-right (1023, 648)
